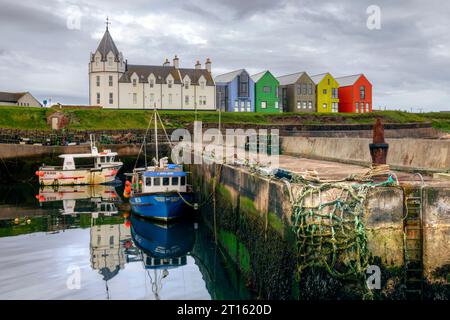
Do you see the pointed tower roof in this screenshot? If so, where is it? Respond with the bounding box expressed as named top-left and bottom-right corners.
top-left (95, 28), bottom-right (120, 61)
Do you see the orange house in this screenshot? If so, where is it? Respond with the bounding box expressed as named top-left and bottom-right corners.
top-left (335, 74), bottom-right (372, 113)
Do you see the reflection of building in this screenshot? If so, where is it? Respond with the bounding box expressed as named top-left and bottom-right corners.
top-left (90, 223), bottom-right (131, 281)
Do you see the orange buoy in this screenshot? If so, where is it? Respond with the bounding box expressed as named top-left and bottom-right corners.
top-left (123, 192), bottom-right (130, 198)
top-left (123, 212), bottom-right (130, 219)
top-left (14, 218), bottom-right (20, 224)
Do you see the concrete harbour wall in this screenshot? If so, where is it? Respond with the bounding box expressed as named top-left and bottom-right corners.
top-left (281, 137), bottom-right (450, 171)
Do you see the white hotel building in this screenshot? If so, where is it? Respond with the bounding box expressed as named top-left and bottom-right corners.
top-left (89, 26), bottom-right (216, 110)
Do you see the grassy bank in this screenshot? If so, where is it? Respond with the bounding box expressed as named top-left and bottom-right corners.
top-left (0, 105), bottom-right (448, 131)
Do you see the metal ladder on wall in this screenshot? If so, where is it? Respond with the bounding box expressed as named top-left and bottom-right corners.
top-left (403, 173), bottom-right (424, 300)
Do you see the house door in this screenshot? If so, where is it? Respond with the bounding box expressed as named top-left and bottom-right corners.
top-left (51, 117), bottom-right (59, 130)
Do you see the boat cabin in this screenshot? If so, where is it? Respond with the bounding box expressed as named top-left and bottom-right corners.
top-left (59, 149), bottom-right (119, 170)
top-left (133, 164), bottom-right (188, 194)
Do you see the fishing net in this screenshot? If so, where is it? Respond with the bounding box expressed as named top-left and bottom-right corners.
top-left (290, 175), bottom-right (397, 281)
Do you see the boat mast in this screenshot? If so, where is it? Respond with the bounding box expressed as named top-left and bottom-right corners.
top-left (154, 103), bottom-right (159, 164)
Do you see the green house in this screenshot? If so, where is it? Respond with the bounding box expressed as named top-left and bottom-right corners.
top-left (251, 71), bottom-right (280, 113)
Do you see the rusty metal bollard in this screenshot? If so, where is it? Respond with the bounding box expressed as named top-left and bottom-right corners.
top-left (369, 118), bottom-right (389, 165)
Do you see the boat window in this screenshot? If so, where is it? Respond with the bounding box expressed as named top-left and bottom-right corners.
top-left (172, 177), bottom-right (179, 185)
top-left (163, 178), bottom-right (170, 186)
top-left (180, 176), bottom-right (186, 186)
top-left (153, 178), bottom-right (161, 186)
top-left (146, 178), bottom-right (152, 186)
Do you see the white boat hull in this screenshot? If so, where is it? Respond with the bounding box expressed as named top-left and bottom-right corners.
top-left (38, 165), bottom-right (122, 186)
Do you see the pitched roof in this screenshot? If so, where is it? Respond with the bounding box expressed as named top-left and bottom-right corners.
top-left (251, 70), bottom-right (268, 83)
top-left (214, 69), bottom-right (246, 84)
top-left (179, 68), bottom-right (215, 86)
top-left (95, 29), bottom-right (120, 61)
top-left (0, 91), bottom-right (27, 103)
top-left (334, 74), bottom-right (363, 87)
top-left (276, 72), bottom-right (306, 86)
top-left (310, 73), bottom-right (329, 85)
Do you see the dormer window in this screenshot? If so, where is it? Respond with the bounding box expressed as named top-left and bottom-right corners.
top-left (150, 79), bottom-right (154, 88)
top-left (185, 80), bottom-right (189, 90)
top-left (168, 80), bottom-right (173, 88)
top-left (133, 79), bottom-right (137, 87)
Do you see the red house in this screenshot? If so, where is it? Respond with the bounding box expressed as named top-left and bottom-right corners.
top-left (335, 74), bottom-right (372, 113)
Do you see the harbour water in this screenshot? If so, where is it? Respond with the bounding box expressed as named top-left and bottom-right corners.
top-left (0, 184), bottom-right (252, 300)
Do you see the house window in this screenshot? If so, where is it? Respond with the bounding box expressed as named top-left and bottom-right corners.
top-left (185, 95), bottom-right (189, 105)
top-left (302, 84), bottom-right (307, 95)
top-left (150, 79), bottom-right (154, 88)
top-left (323, 103), bottom-right (327, 110)
top-left (275, 101), bottom-right (279, 109)
top-left (297, 101), bottom-right (301, 109)
top-left (185, 80), bottom-right (189, 90)
top-left (308, 84), bottom-right (313, 95)
top-left (133, 79), bottom-right (137, 87)
top-left (234, 100), bottom-right (239, 112)
top-left (360, 86), bottom-right (365, 100)
top-left (96, 93), bottom-right (100, 104)
top-left (332, 103), bottom-right (338, 113)
top-left (263, 86), bottom-right (271, 93)
top-left (109, 76), bottom-right (113, 87)
top-left (296, 85), bottom-right (301, 95)
top-left (308, 101), bottom-right (312, 109)
top-left (168, 94), bottom-right (173, 104)
top-left (323, 89), bottom-right (327, 95)
top-left (96, 76), bottom-right (100, 87)
top-left (133, 93), bottom-right (137, 104)
top-left (246, 101), bottom-right (251, 111)
top-left (261, 101), bottom-right (267, 109)
top-left (238, 74), bottom-right (249, 97)
top-left (355, 102), bottom-right (359, 113)
top-left (332, 88), bottom-right (338, 99)
top-left (302, 101), bottom-right (306, 109)
top-left (109, 92), bottom-right (113, 104)
top-left (172, 177), bottom-right (179, 185)
top-left (168, 80), bottom-right (173, 88)
top-left (366, 103), bottom-right (370, 112)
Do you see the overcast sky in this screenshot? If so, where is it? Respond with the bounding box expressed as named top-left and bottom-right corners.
top-left (0, 0), bottom-right (449, 111)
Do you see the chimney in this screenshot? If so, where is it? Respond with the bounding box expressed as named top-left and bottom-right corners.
top-left (205, 58), bottom-right (211, 73)
top-left (163, 58), bottom-right (170, 67)
top-left (195, 60), bottom-right (201, 70)
top-left (173, 55), bottom-right (179, 69)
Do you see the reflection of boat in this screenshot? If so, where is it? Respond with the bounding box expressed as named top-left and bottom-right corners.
top-left (130, 214), bottom-right (194, 269)
top-left (129, 214), bottom-right (195, 300)
top-left (36, 185), bottom-right (121, 216)
top-left (126, 107), bottom-right (193, 221)
top-left (36, 136), bottom-right (122, 186)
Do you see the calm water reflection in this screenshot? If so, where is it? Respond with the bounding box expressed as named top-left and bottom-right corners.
top-left (0, 184), bottom-right (251, 300)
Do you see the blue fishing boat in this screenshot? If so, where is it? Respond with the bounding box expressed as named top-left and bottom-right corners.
top-left (125, 106), bottom-right (194, 221)
top-left (128, 162), bottom-right (194, 220)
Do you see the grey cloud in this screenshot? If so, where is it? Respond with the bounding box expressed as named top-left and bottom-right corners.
top-left (0, 0), bottom-right (449, 111)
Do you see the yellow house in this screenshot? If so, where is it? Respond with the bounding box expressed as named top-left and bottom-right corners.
top-left (310, 73), bottom-right (339, 113)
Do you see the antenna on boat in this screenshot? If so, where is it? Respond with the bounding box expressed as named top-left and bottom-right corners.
top-left (154, 103), bottom-right (159, 164)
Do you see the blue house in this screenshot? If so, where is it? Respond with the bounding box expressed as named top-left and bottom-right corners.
top-left (215, 69), bottom-right (255, 112)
